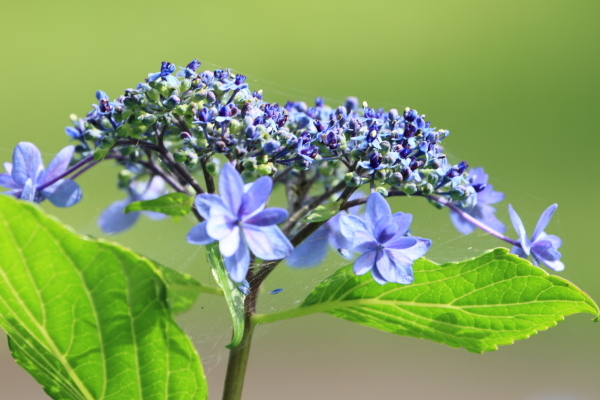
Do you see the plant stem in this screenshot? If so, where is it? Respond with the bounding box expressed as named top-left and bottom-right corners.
top-left (221, 317), bottom-right (256, 400)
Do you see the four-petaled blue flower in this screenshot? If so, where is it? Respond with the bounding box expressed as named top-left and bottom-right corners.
top-left (186, 163), bottom-right (293, 282)
top-left (148, 61), bottom-right (179, 87)
top-left (97, 176), bottom-right (167, 234)
top-left (339, 192), bottom-right (431, 284)
top-left (508, 203), bottom-right (564, 271)
top-left (450, 167), bottom-right (506, 235)
top-left (0, 142), bottom-right (82, 207)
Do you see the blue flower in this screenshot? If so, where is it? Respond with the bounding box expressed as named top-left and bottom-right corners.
top-left (508, 203), bottom-right (564, 271)
top-left (98, 176), bottom-right (167, 234)
top-left (177, 59), bottom-right (201, 78)
top-left (339, 192), bottom-right (431, 284)
top-left (148, 61), bottom-right (179, 87)
top-left (285, 191), bottom-right (364, 268)
top-left (0, 142), bottom-right (82, 207)
top-left (450, 167), bottom-right (506, 235)
top-left (186, 163), bottom-right (293, 282)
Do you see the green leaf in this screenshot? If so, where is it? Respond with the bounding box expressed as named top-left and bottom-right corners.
top-left (125, 193), bottom-right (193, 217)
top-left (299, 200), bottom-right (343, 223)
top-left (151, 262), bottom-right (223, 315)
top-left (260, 248), bottom-right (598, 353)
top-left (92, 138), bottom-right (116, 161)
top-left (205, 242), bottom-right (245, 349)
top-left (0, 196), bottom-right (207, 399)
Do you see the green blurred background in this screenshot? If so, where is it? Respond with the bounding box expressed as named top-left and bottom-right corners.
top-left (1, 0), bottom-right (599, 399)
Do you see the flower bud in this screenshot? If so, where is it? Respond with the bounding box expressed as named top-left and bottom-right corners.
top-left (403, 183), bottom-right (417, 195)
top-left (205, 162), bottom-right (217, 176)
top-left (388, 172), bottom-right (403, 186)
top-left (179, 79), bottom-right (191, 93)
top-left (375, 186), bottom-right (388, 197)
top-left (350, 148), bottom-right (363, 161)
top-left (420, 183), bottom-right (434, 196)
top-left (243, 158), bottom-right (257, 171)
top-left (257, 163), bottom-right (272, 176)
top-left (146, 89), bottom-right (161, 102)
top-left (142, 114), bottom-right (157, 126)
top-left (164, 95), bottom-right (181, 109)
top-left (256, 155), bottom-right (269, 164)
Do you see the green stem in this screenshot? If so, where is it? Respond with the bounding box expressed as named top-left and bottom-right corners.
top-left (221, 318), bottom-right (256, 400)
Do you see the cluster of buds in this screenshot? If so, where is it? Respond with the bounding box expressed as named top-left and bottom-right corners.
top-left (65, 59), bottom-right (475, 211)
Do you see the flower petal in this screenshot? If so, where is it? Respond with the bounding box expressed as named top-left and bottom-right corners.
top-left (510, 245), bottom-right (528, 259)
top-left (186, 221), bottom-right (216, 245)
top-left (384, 236), bottom-right (418, 250)
top-left (339, 214), bottom-right (375, 250)
top-left (224, 242), bottom-right (250, 283)
top-left (508, 204), bottom-right (530, 254)
top-left (98, 199), bottom-right (140, 234)
top-left (220, 227), bottom-right (241, 257)
top-left (20, 178), bottom-right (36, 201)
top-left (243, 225), bottom-right (293, 260)
top-left (531, 241), bottom-right (561, 262)
top-left (139, 176), bottom-right (166, 201)
top-left (195, 193), bottom-right (223, 219)
top-left (376, 222), bottom-right (398, 243)
top-left (207, 205), bottom-right (237, 240)
top-left (364, 192), bottom-right (391, 232)
top-left (353, 250), bottom-right (377, 275)
top-left (12, 142), bottom-right (42, 186)
top-left (370, 265), bottom-right (389, 285)
top-left (389, 212), bottom-right (413, 236)
top-left (0, 173), bottom-right (20, 189)
top-left (286, 225), bottom-right (330, 268)
top-left (240, 176), bottom-right (272, 217)
top-left (219, 163), bottom-right (244, 216)
top-left (244, 208), bottom-right (288, 226)
top-left (535, 232), bottom-right (562, 249)
top-left (535, 257), bottom-right (565, 272)
top-left (531, 204), bottom-right (558, 242)
top-left (42, 145), bottom-right (74, 184)
top-left (44, 179), bottom-right (82, 207)
top-left (384, 249), bottom-right (415, 284)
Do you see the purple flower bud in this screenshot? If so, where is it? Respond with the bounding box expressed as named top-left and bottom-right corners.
top-left (186, 59), bottom-right (201, 71)
top-left (96, 90), bottom-right (109, 101)
top-left (399, 147), bottom-right (412, 159)
top-left (234, 74), bottom-right (246, 85)
top-left (388, 108), bottom-right (399, 121)
top-left (315, 97), bottom-right (324, 107)
top-left (404, 107), bottom-right (418, 122)
top-left (457, 161), bottom-right (469, 174)
top-left (263, 140), bottom-right (281, 154)
top-left (345, 97), bottom-right (359, 113)
top-left (180, 132), bottom-right (193, 141)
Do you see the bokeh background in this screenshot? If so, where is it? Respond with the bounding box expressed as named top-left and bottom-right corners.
top-left (1, 1), bottom-right (599, 399)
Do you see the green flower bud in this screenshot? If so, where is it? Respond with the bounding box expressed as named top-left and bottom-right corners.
top-left (229, 119), bottom-right (241, 134)
top-left (450, 186), bottom-right (467, 200)
top-left (117, 169), bottom-right (136, 189)
top-left (146, 89), bottom-right (161, 102)
top-left (426, 172), bottom-right (439, 186)
top-left (173, 104), bottom-right (188, 116)
top-left (375, 186), bottom-right (388, 197)
top-left (388, 172), bottom-right (403, 186)
top-left (380, 141), bottom-right (391, 152)
top-left (256, 155), bottom-right (269, 164)
top-left (84, 129), bottom-right (103, 141)
top-left (192, 91), bottom-right (207, 102)
top-left (403, 183), bottom-right (417, 195)
top-left (205, 161), bottom-right (217, 176)
top-left (421, 183), bottom-right (434, 196)
top-left (374, 169), bottom-right (389, 181)
top-left (179, 79), bottom-right (191, 92)
top-left (185, 150), bottom-right (198, 167)
top-left (257, 163), bottom-right (272, 176)
top-left (141, 114), bottom-right (157, 126)
top-left (243, 158), bottom-right (257, 172)
top-left (174, 150), bottom-right (187, 163)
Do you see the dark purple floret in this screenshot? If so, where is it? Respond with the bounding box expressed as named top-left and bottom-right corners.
top-left (404, 108), bottom-right (418, 122)
top-left (368, 152), bottom-right (383, 169)
top-left (234, 74), bottom-right (246, 85)
top-left (457, 161), bottom-right (469, 174)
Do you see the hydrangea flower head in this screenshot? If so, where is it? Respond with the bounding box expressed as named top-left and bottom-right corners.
top-left (339, 192), bottom-right (431, 284)
top-left (187, 163), bottom-right (293, 282)
top-left (0, 142), bottom-right (82, 207)
top-left (450, 167), bottom-right (506, 235)
top-left (508, 204), bottom-right (564, 271)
